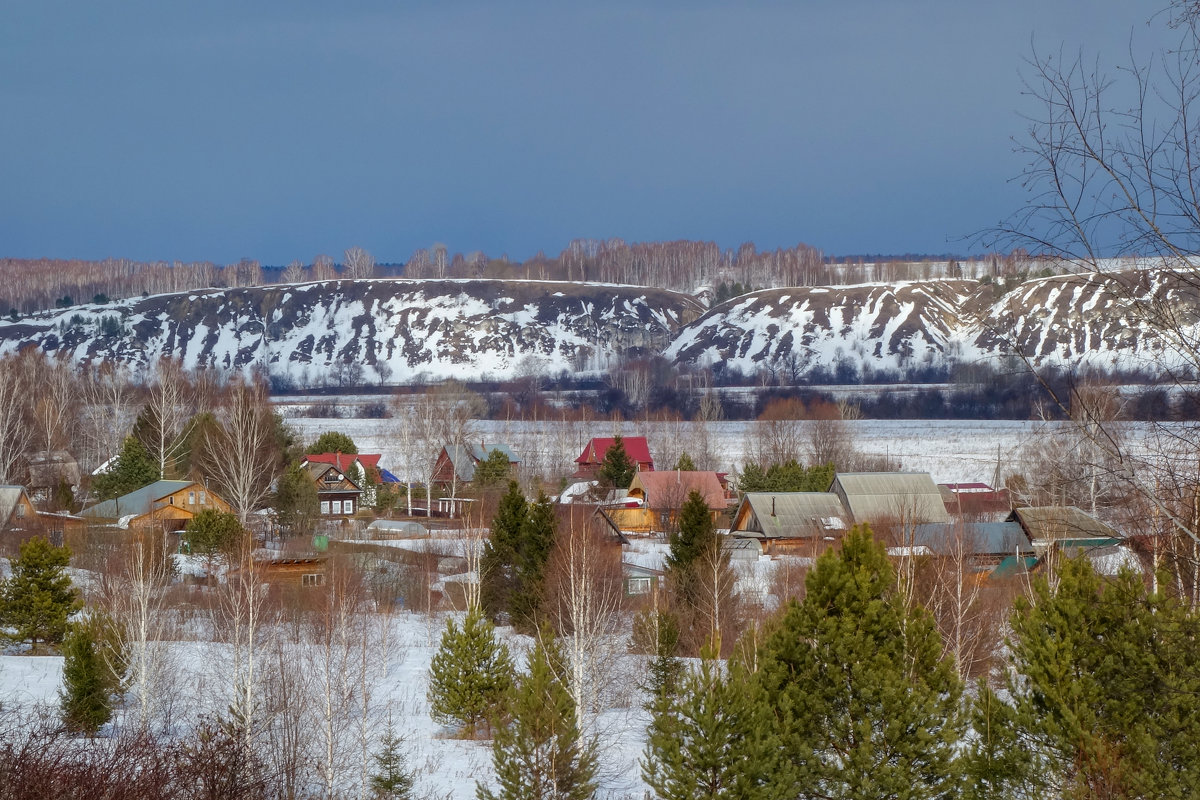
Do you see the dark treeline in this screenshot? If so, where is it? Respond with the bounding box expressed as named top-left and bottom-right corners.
top-left (2, 240), bottom-right (1029, 314)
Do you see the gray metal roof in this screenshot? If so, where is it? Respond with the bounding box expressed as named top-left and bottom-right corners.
top-left (832, 472), bottom-right (950, 524)
top-left (446, 443), bottom-right (519, 483)
top-left (1008, 506), bottom-right (1121, 543)
top-left (365, 519), bottom-right (429, 536)
top-left (81, 480), bottom-right (194, 519)
top-left (735, 492), bottom-right (849, 540)
top-left (907, 522), bottom-right (1033, 558)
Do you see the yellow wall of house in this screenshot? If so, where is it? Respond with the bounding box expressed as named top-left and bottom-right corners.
top-left (158, 485), bottom-right (231, 515)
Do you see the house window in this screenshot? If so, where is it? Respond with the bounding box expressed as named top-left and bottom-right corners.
top-left (188, 491), bottom-right (196, 505)
top-left (332, 500), bottom-right (342, 515)
top-left (200, 491), bottom-right (207, 505)
top-left (627, 577), bottom-right (652, 595)
top-left (302, 573), bottom-right (324, 587)
top-left (15, 503), bottom-right (24, 518)
top-left (344, 499), bottom-right (354, 515)
top-left (320, 501), bottom-right (330, 515)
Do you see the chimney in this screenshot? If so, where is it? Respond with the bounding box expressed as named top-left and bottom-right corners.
top-left (772, 496), bottom-right (777, 517)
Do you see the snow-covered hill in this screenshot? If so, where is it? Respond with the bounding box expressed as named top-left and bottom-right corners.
top-left (2, 270), bottom-right (1197, 384)
top-left (0, 279), bottom-right (703, 385)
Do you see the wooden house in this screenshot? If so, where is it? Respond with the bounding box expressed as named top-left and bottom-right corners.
top-left (608, 471), bottom-right (732, 534)
top-left (302, 452), bottom-right (382, 505)
top-left (885, 521), bottom-right (1036, 574)
top-left (938, 482), bottom-right (1014, 518)
top-left (573, 437), bottom-right (654, 479)
top-left (26, 450), bottom-right (81, 497)
top-left (431, 442), bottom-right (520, 490)
top-left (304, 462), bottom-right (363, 518)
top-left (730, 492), bottom-right (849, 553)
top-left (80, 480), bottom-right (230, 531)
top-left (0, 485), bottom-right (39, 532)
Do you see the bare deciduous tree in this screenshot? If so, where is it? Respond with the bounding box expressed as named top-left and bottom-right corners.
top-left (0, 355), bottom-right (33, 483)
top-left (197, 379), bottom-right (280, 526)
top-left (139, 358), bottom-right (198, 479)
top-left (342, 247), bottom-right (376, 280)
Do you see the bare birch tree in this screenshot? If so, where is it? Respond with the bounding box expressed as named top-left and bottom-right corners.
top-left (139, 358), bottom-right (197, 479)
top-left (197, 379), bottom-right (280, 526)
top-left (213, 536), bottom-right (273, 756)
top-left (343, 247), bottom-right (376, 280)
top-left (80, 362), bottom-right (138, 473)
top-left (280, 260), bottom-right (306, 283)
top-left (544, 515), bottom-right (625, 739)
top-left (0, 355), bottom-right (33, 483)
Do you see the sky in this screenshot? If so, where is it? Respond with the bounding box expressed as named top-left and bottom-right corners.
top-left (0, 1), bottom-right (1177, 265)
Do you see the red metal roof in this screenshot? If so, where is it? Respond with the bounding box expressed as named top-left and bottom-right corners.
top-left (305, 453), bottom-right (382, 472)
top-left (575, 437), bottom-right (654, 466)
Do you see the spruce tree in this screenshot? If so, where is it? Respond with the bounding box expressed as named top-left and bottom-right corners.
top-left (597, 435), bottom-right (635, 490)
top-left (428, 607), bottom-right (515, 737)
top-left (673, 452), bottom-right (696, 471)
top-left (478, 633), bottom-right (597, 800)
top-left (756, 524), bottom-right (963, 799)
top-left (509, 492), bottom-right (556, 633)
top-left (91, 435), bottom-right (158, 499)
top-left (666, 490), bottom-right (716, 576)
top-left (369, 725), bottom-right (416, 800)
top-left (59, 619), bottom-right (113, 735)
top-left (633, 609), bottom-right (683, 703)
top-left (475, 448), bottom-right (512, 487)
top-left (481, 481), bottom-right (527, 621)
top-left (0, 536), bottom-right (80, 653)
top-left (999, 557), bottom-right (1200, 798)
top-left (183, 509), bottom-right (243, 557)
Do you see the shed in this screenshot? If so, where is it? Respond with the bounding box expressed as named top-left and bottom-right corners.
top-left (831, 472), bottom-right (950, 524)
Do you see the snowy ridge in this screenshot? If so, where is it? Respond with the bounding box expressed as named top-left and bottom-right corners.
top-left (2, 270), bottom-right (1198, 383)
top-left (666, 281), bottom-right (976, 377)
top-left (0, 279), bottom-right (703, 385)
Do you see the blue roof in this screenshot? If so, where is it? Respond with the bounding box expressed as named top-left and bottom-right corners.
top-left (379, 467), bottom-right (402, 484)
top-left (908, 521), bottom-right (1033, 558)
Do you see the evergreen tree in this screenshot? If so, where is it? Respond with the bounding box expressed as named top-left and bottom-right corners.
top-left (509, 492), bottom-right (556, 633)
top-left (961, 683), bottom-right (1040, 800)
top-left (479, 633), bottom-right (597, 800)
top-left (274, 461), bottom-right (320, 536)
top-left (481, 481), bottom-right (527, 622)
top-left (309, 430), bottom-right (357, 454)
top-left (91, 435), bottom-right (158, 500)
top-left (0, 536), bottom-right (80, 653)
top-left (756, 525), bottom-right (964, 799)
top-left (59, 619), bottom-right (113, 735)
top-left (642, 651), bottom-right (780, 800)
top-left (633, 609), bottom-right (683, 703)
top-left (737, 460), bottom-right (835, 493)
top-left (998, 557), bottom-right (1200, 798)
top-left (475, 448), bottom-right (513, 487)
top-left (597, 435), bottom-right (635, 490)
top-left (673, 452), bottom-right (696, 471)
top-left (666, 490), bottom-right (716, 576)
top-left (428, 607), bottom-right (515, 737)
top-left (183, 509), bottom-right (243, 557)
top-left (369, 725), bottom-right (416, 800)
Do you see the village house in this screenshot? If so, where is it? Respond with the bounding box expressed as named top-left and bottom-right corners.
top-left (303, 461), bottom-right (363, 519)
top-left (607, 470), bottom-right (732, 534)
top-left (573, 436), bottom-right (654, 479)
top-left (431, 442), bottom-right (520, 493)
top-left (730, 491), bottom-right (849, 554)
top-left (80, 480), bottom-right (230, 531)
top-left (0, 485), bottom-right (39, 533)
top-left (302, 452), bottom-right (383, 505)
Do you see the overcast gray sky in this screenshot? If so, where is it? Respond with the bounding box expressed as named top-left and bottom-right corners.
top-left (0, 1), bottom-right (1173, 265)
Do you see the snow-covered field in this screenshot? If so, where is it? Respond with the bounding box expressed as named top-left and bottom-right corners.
top-left (0, 612), bottom-right (653, 799)
top-left (283, 412), bottom-right (1053, 485)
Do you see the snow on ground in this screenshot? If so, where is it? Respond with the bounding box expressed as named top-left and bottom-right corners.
top-left (282, 413), bottom-right (1052, 485)
top-left (0, 612), bottom-right (653, 799)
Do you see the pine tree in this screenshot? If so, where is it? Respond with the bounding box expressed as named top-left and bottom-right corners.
top-left (478, 633), bottom-right (597, 800)
top-left (309, 430), bottom-right (357, 454)
top-left (633, 609), bottom-right (683, 703)
top-left (91, 435), bottom-right (158, 499)
top-left (998, 557), bottom-right (1200, 798)
top-left (274, 461), bottom-right (320, 536)
top-left (475, 448), bottom-right (512, 487)
top-left (369, 725), bottom-right (416, 800)
top-left (59, 619), bottom-right (113, 735)
top-left (673, 452), bottom-right (696, 471)
top-left (642, 652), bottom-right (780, 800)
top-left (0, 536), bottom-right (80, 653)
top-left (597, 435), bottom-right (635, 490)
top-left (756, 524), bottom-right (964, 799)
top-left (183, 509), bottom-right (243, 557)
top-left (482, 481), bottom-right (527, 621)
top-left (428, 607), bottom-right (515, 737)
top-left (509, 492), bottom-right (556, 633)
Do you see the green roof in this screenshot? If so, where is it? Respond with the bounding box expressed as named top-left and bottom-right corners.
top-left (81, 480), bottom-right (194, 519)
